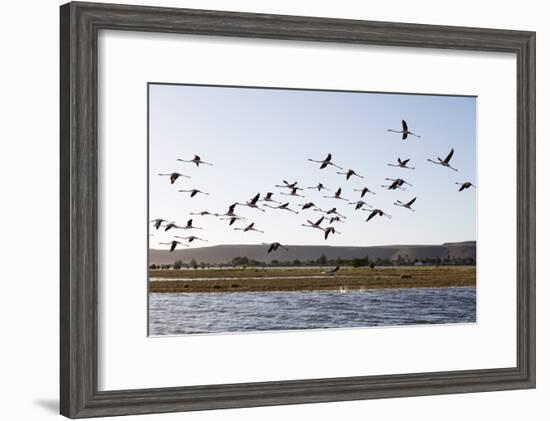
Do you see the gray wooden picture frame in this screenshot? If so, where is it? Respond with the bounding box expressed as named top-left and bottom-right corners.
top-left (60, 1), bottom-right (536, 418)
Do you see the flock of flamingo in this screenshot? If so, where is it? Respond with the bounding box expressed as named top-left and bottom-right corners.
top-left (152, 120), bottom-right (476, 253)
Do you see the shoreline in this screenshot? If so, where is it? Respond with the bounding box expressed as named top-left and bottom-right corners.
top-left (149, 266), bottom-right (476, 293)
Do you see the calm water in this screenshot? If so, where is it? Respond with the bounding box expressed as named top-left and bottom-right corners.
top-left (149, 287), bottom-right (476, 336)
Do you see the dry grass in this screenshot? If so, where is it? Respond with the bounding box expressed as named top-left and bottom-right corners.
top-left (149, 266), bottom-right (476, 293)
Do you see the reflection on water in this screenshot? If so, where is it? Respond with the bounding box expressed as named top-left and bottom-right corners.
top-left (148, 287), bottom-right (476, 336)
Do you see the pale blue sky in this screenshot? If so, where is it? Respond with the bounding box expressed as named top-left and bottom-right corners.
top-left (149, 84), bottom-right (476, 248)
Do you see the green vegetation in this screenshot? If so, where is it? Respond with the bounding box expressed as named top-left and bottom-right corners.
top-left (149, 266), bottom-right (476, 293)
top-left (148, 253), bottom-right (475, 271)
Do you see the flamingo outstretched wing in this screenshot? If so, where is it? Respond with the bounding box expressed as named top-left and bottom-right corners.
top-left (406, 197), bottom-right (417, 206)
top-left (250, 193), bottom-right (261, 205)
top-left (444, 148), bottom-right (455, 163)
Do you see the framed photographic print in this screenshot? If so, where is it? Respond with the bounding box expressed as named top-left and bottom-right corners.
top-left (60, 1), bottom-right (535, 418)
top-left (147, 83), bottom-right (478, 335)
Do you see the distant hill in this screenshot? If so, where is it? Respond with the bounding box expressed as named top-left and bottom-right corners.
top-left (149, 241), bottom-right (476, 265)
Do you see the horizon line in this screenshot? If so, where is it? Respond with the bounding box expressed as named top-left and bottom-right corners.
top-left (148, 240), bottom-right (476, 251)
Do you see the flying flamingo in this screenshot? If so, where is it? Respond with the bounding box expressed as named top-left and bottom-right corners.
top-left (178, 189), bottom-right (209, 198)
top-left (326, 208), bottom-right (345, 217)
top-left (329, 216), bottom-right (345, 224)
top-left (354, 187), bottom-right (376, 198)
top-left (265, 242), bottom-right (289, 253)
top-left (323, 187), bottom-right (349, 201)
top-left (349, 200), bottom-right (372, 210)
top-left (322, 226), bottom-right (341, 240)
top-left (456, 182), bottom-right (476, 192)
top-left (301, 216), bottom-right (325, 230)
top-left (263, 202), bottom-right (299, 214)
top-left (175, 235), bottom-right (208, 243)
top-left (236, 193), bottom-right (266, 212)
top-left (260, 192), bottom-right (281, 204)
top-left (387, 120), bottom-right (421, 140)
top-left (220, 203), bottom-right (239, 217)
top-left (189, 210), bottom-right (219, 217)
top-left (275, 180), bottom-right (301, 190)
top-left (157, 172), bottom-right (190, 184)
top-left (381, 178), bottom-right (412, 191)
top-left (218, 204), bottom-right (247, 221)
top-left (387, 158), bottom-right (415, 170)
top-left (394, 197), bottom-right (417, 211)
top-left (220, 215), bottom-right (247, 226)
top-left (150, 218), bottom-right (167, 230)
top-left (299, 202), bottom-right (321, 211)
top-left (427, 149), bottom-right (458, 171)
top-left (159, 240), bottom-right (189, 252)
top-left (163, 222), bottom-right (181, 232)
top-left (177, 155), bottom-right (213, 167)
top-left (281, 187), bottom-right (305, 198)
top-left (307, 183), bottom-right (330, 192)
top-left (308, 153), bottom-right (343, 170)
top-left (234, 222), bottom-right (264, 233)
top-left (336, 169), bottom-right (364, 180)
top-left (180, 219), bottom-right (203, 230)
top-left (314, 207), bottom-right (347, 219)
top-left (365, 209), bottom-right (392, 222)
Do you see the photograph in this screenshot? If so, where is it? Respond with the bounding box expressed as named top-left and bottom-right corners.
top-left (53, 2), bottom-right (536, 418)
top-left (147, 83), bottom-right (477, 336)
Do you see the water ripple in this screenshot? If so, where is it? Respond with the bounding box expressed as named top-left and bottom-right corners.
top-left (149, 287), bottom-right (476, 336)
